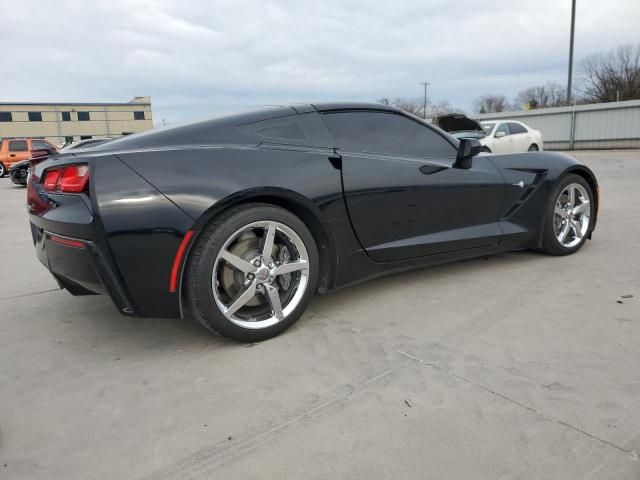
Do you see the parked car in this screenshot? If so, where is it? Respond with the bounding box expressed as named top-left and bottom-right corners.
top-left (8, 138), bottom-right (112, 186)
top-left (479, 120), bottom-right (543, 153)
top-left (28, 102), bottom-right (597, 342)
top-left (8, 159), bottom-right (32, 186)
top-left (59, 138), bottom-right (112, 153)
top-left (432, 114), bottom-right (543, 154)
top-left (0, 138), bottom-right (58, 177)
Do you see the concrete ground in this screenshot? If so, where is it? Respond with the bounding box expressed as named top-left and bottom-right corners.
top-left (0, 150), bottom-right (639, 479)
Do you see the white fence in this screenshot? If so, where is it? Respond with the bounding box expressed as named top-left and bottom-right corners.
top-left (475, 99), bottom-right (640, 150)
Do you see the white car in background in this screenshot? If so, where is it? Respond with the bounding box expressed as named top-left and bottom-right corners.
top-left (479, 120), bottom-right (543, 154)
top-left (431, 113), bottom-right (543, 154)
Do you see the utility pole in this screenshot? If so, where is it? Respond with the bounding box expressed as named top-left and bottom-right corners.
top-left (420, 81), bottom-right (430, 119)
top-left (566, 0), bottom-right (576, 105)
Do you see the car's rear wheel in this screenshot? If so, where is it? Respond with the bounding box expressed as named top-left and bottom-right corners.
top-left (0, 163), bottom-right (6, 178)
top-left (540, 174), bottom-right (594, 255)
top-left (185, 203), bottom-right (319, 342)
top-left (528, 144), bottom-right (539, 151)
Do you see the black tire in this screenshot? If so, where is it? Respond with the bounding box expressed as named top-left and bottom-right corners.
top-left (539, 174), bottom-right (595, 256)
top-left (0, 163), bottom-right (5, 178)
top-left (481, 146), bottom-right (492, 153)
top-left (528, 144), bottom-right (539, 152)
top-left (185, 203), bottom-right (319, 342)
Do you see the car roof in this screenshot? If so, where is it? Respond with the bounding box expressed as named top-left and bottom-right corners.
top-left (310, 101), bottom-right (399, 112)
top-left (481, 119), bottom-right (524, 124)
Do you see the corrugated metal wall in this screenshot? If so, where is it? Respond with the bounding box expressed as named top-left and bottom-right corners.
top-left (475, 99), bottom-right (640, 150)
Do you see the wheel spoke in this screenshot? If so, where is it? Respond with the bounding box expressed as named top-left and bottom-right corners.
top-left (273, 259), bottom-right (308, 276)
top-left (558, 222), bottom-right (570, 243)
top-left (224, 283), bottom-right (257, 316)
top-left (573, 201), bottom-right (590, 215)
top-left (264, 284), bottom-right (283, 320)
top-left (567, 186), bottom-right (576, 208)
top-left (571, 221), bottom-right (583, 239)
top-left (220, 250), bottom-right (257, 274)
top-left (261, 223), bottom-right (276, 258)
top-left (555, 205), bottom-right (567, 218)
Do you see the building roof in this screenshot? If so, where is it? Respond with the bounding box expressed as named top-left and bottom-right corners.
top-left (0, 97), bottom-right (151, 107)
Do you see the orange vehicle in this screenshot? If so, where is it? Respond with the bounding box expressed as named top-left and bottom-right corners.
top-left (0, 138), bottom-right (58, 177)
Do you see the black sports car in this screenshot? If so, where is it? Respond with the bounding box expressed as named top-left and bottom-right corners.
top-left (27, 102), bottom-right (598, 341)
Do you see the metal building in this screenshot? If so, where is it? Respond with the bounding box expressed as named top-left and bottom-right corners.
top-left (0, 96), bottom-right (153, 146)
top-left (475, 99), bottom-right (640, 150)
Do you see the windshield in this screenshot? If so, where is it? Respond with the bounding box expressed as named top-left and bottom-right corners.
top-left (481, 122), bottom-right (496, 135)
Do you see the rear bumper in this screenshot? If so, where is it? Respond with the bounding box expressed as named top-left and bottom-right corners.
top-left (30, 219), bottom-right (136, 315)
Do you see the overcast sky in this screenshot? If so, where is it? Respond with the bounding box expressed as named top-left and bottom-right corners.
top-left (1, 0), bottom-right (639, 123)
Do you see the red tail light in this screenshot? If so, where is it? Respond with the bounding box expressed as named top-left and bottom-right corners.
top-left (42, 164), bottom-right (90, 193)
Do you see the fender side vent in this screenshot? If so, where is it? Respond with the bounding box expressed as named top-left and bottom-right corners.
top-left (502, 172), bottom-right (546, 219)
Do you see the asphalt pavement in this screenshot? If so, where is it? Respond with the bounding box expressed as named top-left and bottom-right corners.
top-left (1, 150), bottom-right (639, 479)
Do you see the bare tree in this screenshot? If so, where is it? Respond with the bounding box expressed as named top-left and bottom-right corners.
top-left (514, 82), bottom-right (567, 109)
top-left (376, 98), bottom-right (460, 118)
top-left (473, 95), bottom-right (509, 114)
top-left (376, 97), bottom-right (428, 117)
top-left (428, 100), bottom-right (456, 116)
top-left (578, 44), bottom-right (640, 102)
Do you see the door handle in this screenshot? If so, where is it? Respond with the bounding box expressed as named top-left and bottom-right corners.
top-left (328, 151), bottom-right (342, 170)
top-left (10, 154), bottom-right (16, 157)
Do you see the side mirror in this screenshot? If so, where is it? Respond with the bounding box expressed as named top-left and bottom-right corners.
top-left (494, 131), bottom-right (506, 138)
top-left (455, 138), bottom-right (481, 169)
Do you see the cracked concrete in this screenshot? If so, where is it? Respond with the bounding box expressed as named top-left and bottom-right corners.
top-left (1, 150), bottom-right (639, 479)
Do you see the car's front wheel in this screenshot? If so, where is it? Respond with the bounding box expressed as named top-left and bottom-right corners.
top-left (540, 174), bottom-right (595, 255)
top-left (185, 203), bottom-right (319, 342)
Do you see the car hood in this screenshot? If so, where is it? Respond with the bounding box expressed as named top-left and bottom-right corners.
top-left (433, 113), bottom-right (485, 136)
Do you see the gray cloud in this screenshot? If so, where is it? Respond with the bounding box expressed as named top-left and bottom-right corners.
top-left (2, 0), bottom-right (639, 121)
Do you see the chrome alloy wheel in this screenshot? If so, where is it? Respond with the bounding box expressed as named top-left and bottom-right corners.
top-left (553, 183), bottom-right (591, 248)
top-left (212, 221), bottom-right (309, 329)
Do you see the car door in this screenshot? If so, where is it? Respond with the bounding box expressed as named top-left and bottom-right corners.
top-left (491, 122), bottom-right (513, 153)
top-left (321, 110), bottom-right (505, 262)
top-left (7, 140), bottom-right (30, 167)
top-left (507, 122), bottom-right (529, 152)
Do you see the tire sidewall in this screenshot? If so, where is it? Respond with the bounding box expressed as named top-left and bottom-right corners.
top-left (542, 174), bottom-right (594, 255)
top-left (187, 203), bottom-right (319, 342)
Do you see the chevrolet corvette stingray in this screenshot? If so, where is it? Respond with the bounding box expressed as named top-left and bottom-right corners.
top-left (28, 102), bottom-right (598, 341)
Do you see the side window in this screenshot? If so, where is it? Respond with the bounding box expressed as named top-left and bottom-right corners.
top-left (495, 123), bottom-right (510, 136)
top-left (255, 122), bottom-right (307, 141)
top-left (9, 140), bottom-right (28, 152)
top-left (133, 111), bottom-right (145, 120)
top-left (0, 112), bottom-right (12, 122)
top-left (508, 122), bottom-right (527, 134)
top-left (77, 111), bottom-right (90, 121)
top-left (61, 112), bottom-right (71, 121)
top-left (80, 135), bottom-right (93, 140)
top-left (28, 112), bottom-right (43, 122)
top-left (31, 140), bottom-right (52, 150)
top-left (323, 111), bottom-right (455, 158)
